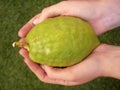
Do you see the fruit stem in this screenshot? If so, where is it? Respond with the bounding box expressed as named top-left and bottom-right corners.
top-left (12, 42), bottom-right (29, 51)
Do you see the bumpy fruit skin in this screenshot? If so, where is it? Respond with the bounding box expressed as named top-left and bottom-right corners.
top-left (26, 16), bottom-right (100, 67)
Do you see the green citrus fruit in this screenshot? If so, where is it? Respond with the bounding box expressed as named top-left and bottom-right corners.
top-left (25, 16), bottom-right (100, 67)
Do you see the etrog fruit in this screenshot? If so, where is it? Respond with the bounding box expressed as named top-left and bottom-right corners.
top-left (13, 16), bottom-right (100, 67)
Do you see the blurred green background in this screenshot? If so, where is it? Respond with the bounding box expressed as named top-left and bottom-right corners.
top-left (0, 0), bottom-right (120, 90)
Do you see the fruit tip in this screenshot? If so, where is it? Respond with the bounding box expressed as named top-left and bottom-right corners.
top-left (12, 41), bottom-right (29, 51)
top-left (12, 42), bottom-right (17, 47)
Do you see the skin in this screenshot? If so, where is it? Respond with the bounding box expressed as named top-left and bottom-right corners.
top-left (18, 0), bottom-right (120, 86)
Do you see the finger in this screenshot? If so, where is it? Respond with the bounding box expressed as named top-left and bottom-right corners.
top-left (19, 48), bottom-right (29, 59)
top-left (18, 22), bottom-right (34, 38)
top-left (19, 38), bottom-right (29, 58)
top-left (24, 58), bottom-right (46, 80)
top-left (42, 65), bottom-right (75, 81)
top-left (33, 1), bottom-right (70, 25)
top-left (19, 38), bottom-right (26, 42)
top-left (18, 14), bottom-right (41, 37)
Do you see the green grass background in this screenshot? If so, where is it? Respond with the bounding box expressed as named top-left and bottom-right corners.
top-left (0, 0), bottom-right (120, 90)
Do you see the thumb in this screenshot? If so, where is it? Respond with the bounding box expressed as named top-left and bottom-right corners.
top-left (33, 2), bottom-right (65, 25)
top-left (33, 1), bottom-right (101, 25)
top-left (42, 65), bottom-right (74, 80)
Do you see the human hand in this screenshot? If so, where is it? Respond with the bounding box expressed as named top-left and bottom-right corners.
top-left (19, 0), bottom-right (120, 37)
top-left (18, 0), bottom-right (120, 86)
top-left (19, 44), bottom-right (120, 86)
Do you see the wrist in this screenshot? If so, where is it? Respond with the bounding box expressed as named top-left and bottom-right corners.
top-left (99, 13), bottom-right (120, 32)
top-left (99, 45), bottom-right (120, 79)
top-left (91, 0), bottom-right (120, 35)
top-left (101, 60), bottom-right (120, 79)
top-left (101, 0), bottom-right (120, 31)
